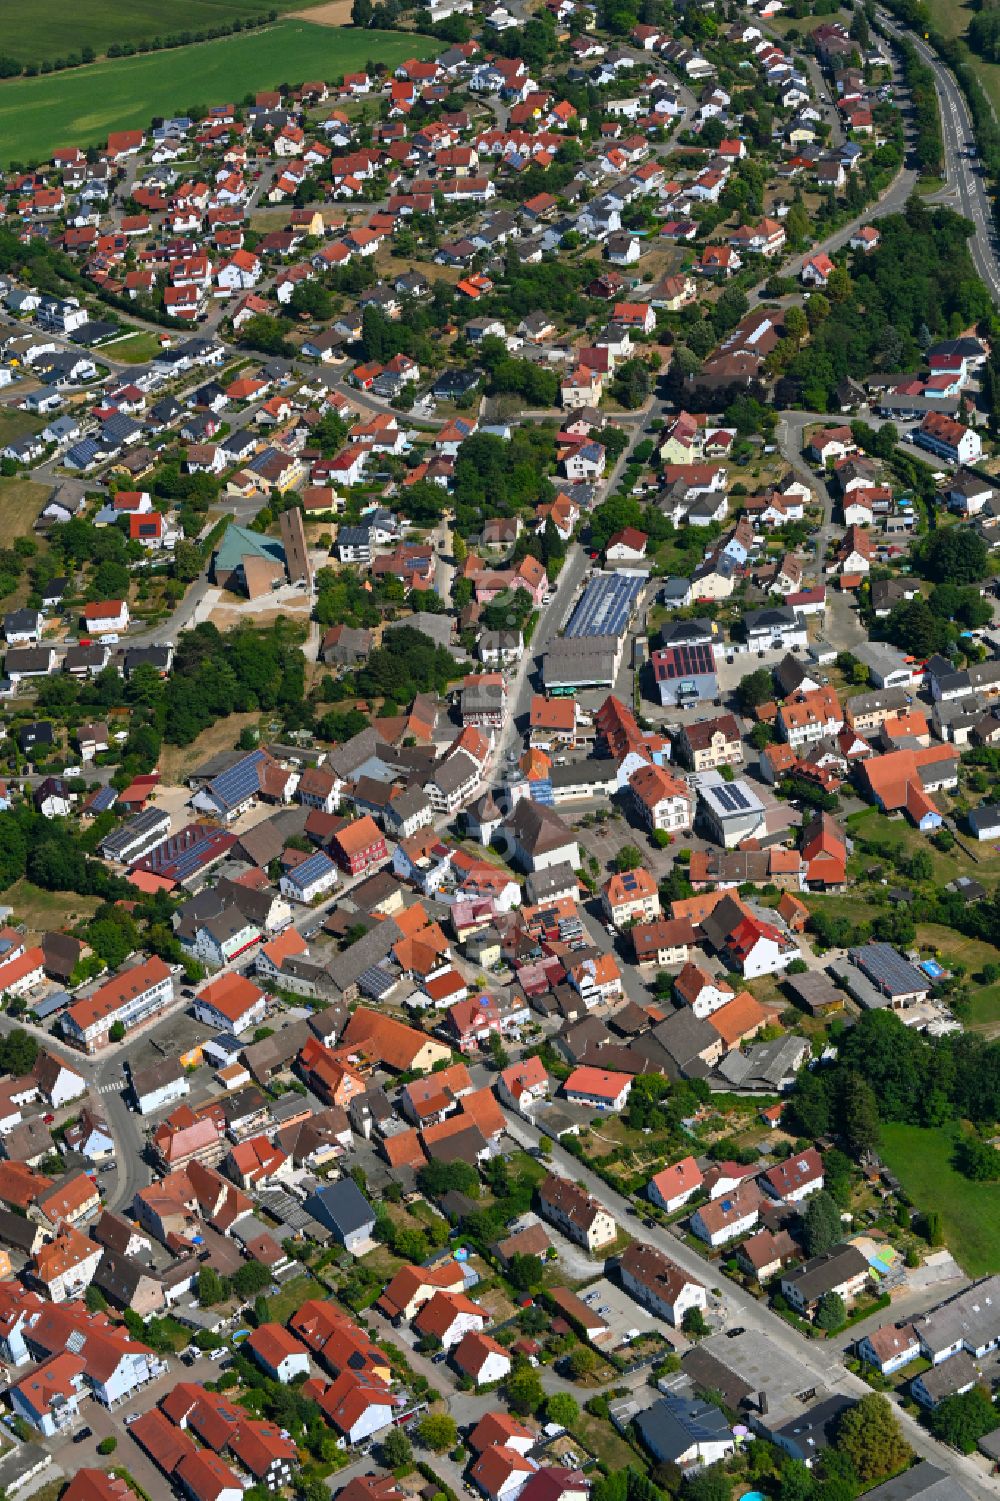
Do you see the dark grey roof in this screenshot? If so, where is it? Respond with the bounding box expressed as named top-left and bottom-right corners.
top-left (650, 1009), bottom-right (718, 1078)
top-left (633, 1394), bottom-right (731, 1463)
top-left (305, 1178), bottom-right (375, 1238)
top-left (92, 1246), bottom-right (165, 1308)
top-left (770, 1394), bottom-right (854, 1462)
top-left (847, 942), bottom-right (930, 1000)
top-left (862, 1462), bottom-right (973, 1501)
top-left (913, 1350), bottom-right (978, 1402)
top-left (782, 1243), bottom-right (870, 1303)
top-left (326, 916), bottom-right (401, 993)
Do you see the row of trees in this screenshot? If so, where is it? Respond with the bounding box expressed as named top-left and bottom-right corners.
top-left (895, 34), bottom-right (945, 176)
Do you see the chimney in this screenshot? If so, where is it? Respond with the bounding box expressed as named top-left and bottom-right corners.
top-left (758, 1390), bottom-right (768, 1415)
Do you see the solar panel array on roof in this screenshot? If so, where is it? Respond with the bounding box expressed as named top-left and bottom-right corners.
top-left (134, 824), bottom-right (237, 882)
top-left (620, 872), bottom-right (639, 891)
top-left (89, 785), bottom-right (118, 813)
top-left (653, 643), bottom-right (716, 679)
top-left (100, 806), bottom-right (169, 860)
top-left (713, 784), bottom-right (751, 813)
top-left (358, 964), bottom-right (395, 999)
top-left (848, 941), bottom-right (930, 999)
top-left (291, 850), bottom-right (337, 888)
top-left (208, 749), bottom-right (269, 812)
top-left (565, 572), bottom-right (644, 640)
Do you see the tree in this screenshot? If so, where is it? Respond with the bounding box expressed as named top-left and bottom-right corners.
top-left (232, 1260), bottom-right (272, 1298)
top-left (109, 1020), bottom-right (126, 1042)
top-left (783, 305), bottom-right (807, 343)
top-left (506, 1364), bottom-right (545, 1414)
top-left (735, 666), bottom-right (774, 715)
top-left (803, 1191), bottom-right (842, 1257)
top-left (956, 1134), bottom-right (1000, 1181)
top-left (417, 1413), bottom-right (457, 1452)
top-left (928, 1387), bottom-right (1000, 1453)
top-left (565, 1344), bottom-right (598, 1379)
top-left (289, 280), bottom-right (333, 320)
top-left (682, 1471), bottom-right (730, 1501)
top-left (777, 1460), bottom-right (815, 1501)
top-left (835, 1394), bottom-right (911, 1484)
top-left (352, 0), bottom-right (373, 21)
top-left (682, 1306), bottom-right (709, 1338)
top-left (97, 1437), bottom-right (117, 1456)
top-left (836, 1072), bottom-right (880, 1158)
top-left (614, 845), bottom-right (644, 872)
top-left (417, 1159), bottom-right (480, 1197)
top-left (85, 1285), bottom-right (108, 1312)
top-left (611, 358), bottom-right (650, 410)
top-left (488, 1030), bottom-right (510, 1072)
top-left (884, 597), bottom-right (952, 658)
top-left (815, 1291), bottom-right (846, 1331)
top-left (508, 1253), bottom-right (544, 1292)
top-left (238, 314), bottom-right (291, 356)
top-left (381, 1427), bottom-right (413, 1468)
top-left (0, 1029), bottom-right (38, 1075)
top-left (591, 495), bottom-right (643, 553)
top-left (197, 1266), bottom-right (226, 1306)
top-left (920, 528), bottom-right (988, 586)
top-left (545, 1393), bottom-right (580, 1427)
top-left (791, 1070), bottom-right (832, 1138)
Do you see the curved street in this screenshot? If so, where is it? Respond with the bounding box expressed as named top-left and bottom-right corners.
top-left (878, 7), bottom-right (1000, 300)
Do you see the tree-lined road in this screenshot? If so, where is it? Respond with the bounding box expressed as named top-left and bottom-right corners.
top-left (878, 8), bottom-right (1000, 302)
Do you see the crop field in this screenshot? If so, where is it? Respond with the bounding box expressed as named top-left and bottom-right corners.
top-left (0, 22), bottom-right (432, 166)
top-left (0, 0), bottom-right (330, 68)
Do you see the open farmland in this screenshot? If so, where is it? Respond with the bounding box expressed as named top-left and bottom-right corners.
top-left (0, 22), bottom-right (432, 166)
top-left (0, 0), bottom-right (331, 68)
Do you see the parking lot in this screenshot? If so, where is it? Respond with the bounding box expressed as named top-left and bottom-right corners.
top-left (575, 1276), bottom-right (651, 1345)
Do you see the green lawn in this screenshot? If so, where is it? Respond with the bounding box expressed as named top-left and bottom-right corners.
top-left (0, 22), bottom-right (433, 165)
top-left (925, 0), bottom-right (974, 42)
top-left (924, 0), bottom-right (1000, 115)
top-left (0, 409), bottom-right (44, 445)
top-left (880, 1121), bottom-right (1000, 1277)
top-left (103, 330), bottom-right (166, 364)
top-left (261, 1271), bottom-right (322, 1326)
top-left (0, 0), bottom-right (332, 69)
top-left (847, 804), bottom-right (1000, 884)
top-left (0, 475), bottom-right (52, 539)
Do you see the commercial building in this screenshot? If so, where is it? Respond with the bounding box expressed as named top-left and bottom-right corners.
top-left (61, 957), bottom-right (174, 1053)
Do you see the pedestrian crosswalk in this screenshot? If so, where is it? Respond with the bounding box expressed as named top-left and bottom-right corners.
top-left (97, 1080), bottom-right (124, 1095)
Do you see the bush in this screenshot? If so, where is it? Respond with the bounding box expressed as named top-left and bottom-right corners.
top-left (97, 1437), bottom-right (117, 1456)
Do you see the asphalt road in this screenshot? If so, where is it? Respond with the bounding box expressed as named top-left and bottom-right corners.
top-left (501, 1109), bottom-right (1000, 1501)
top-left (878, 9), bottom-right (1000, 303)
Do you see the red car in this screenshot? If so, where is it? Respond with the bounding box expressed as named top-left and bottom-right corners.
top-left (42, 1114), bottom-right (54, 1124)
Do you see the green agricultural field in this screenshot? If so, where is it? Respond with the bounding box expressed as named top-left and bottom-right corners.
top-left (880, 1121), bottom-right (1000, 1278)
top-left (0, 0), bottom-right (331, 69)
top-left (0, 23), bottom-right (432, 166)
